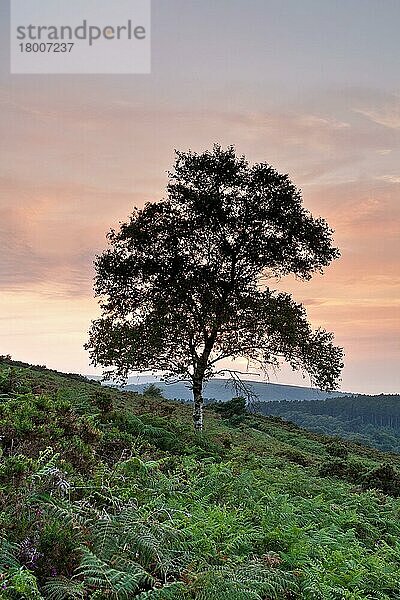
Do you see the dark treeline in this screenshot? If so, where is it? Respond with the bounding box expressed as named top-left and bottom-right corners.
top-left (257, 395), bottom-right (400, 429)
top-left (254, 395), bottom-right (400, 453)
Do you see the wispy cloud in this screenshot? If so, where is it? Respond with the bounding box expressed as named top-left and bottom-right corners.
top-left (354, 95), bottom-right (400, 130)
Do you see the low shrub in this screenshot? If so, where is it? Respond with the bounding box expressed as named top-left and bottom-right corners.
top-left (325, 441), bottom-right (349, 459)
top-left (362, 463), bottom-right (400, 496)
top-left (278, 449), bottom-right (312, 467)
top-left (209, 396), bottom-right (247, 419)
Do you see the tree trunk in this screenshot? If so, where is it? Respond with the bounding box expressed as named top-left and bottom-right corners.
top-left (192, 378), bottom-right (204, 432)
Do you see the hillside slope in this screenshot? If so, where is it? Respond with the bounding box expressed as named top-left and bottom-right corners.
top-left (1, 358), bottom-right (400, 599)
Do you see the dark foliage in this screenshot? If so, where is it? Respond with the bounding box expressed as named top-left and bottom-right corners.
top-left (209, 396), bottom-right (247, 419)
top-left (142, 384), bottom-right (164, 399)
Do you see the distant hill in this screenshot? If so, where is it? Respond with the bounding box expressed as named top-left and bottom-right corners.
top-left (123, 378), bottom-right (353, 402)
top-left (89, 374), bottom-right (159, 385)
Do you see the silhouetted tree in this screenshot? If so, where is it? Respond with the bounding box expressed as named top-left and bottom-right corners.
top-left (86, 145), bottom-right (343, 431)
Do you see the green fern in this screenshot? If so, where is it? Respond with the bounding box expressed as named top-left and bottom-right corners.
top-left (90, 503), bottom-right (187, 577)
top-left (76, 547), bottom-right (153, 598)
top-left (37, 496), bottom-right (95, 529)
top-left (42, 577), bottom-right (85, 600)
top-left (134, 582), bottom-right (188, 599)
top-left (192, 560), bottom-right (299, 600)
top-left (0, 535), bottom-right (19, 570)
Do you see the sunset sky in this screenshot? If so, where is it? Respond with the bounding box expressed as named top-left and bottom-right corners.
top-left (1, 0), bottom-right (399, 393)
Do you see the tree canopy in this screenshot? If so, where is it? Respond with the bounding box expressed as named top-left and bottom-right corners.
top-left (86, 145), bottom-right (344, 430)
